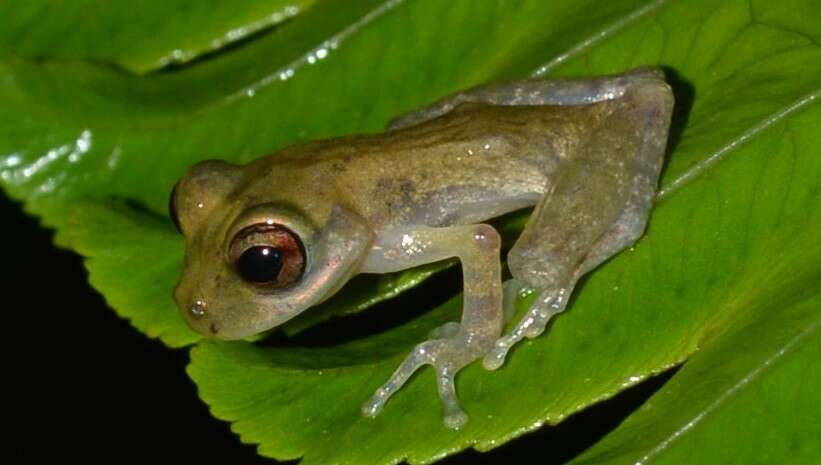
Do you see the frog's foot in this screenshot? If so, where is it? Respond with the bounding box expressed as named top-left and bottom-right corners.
top-left (483, 288), bottom-right (568, 370)
top-left (362, 333), bottom-right (487, 429)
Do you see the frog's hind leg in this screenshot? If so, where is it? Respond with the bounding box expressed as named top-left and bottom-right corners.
top-left (483, 75), bottom-right (674, 369)
top-left (387, 68), bottom-right (665, 130)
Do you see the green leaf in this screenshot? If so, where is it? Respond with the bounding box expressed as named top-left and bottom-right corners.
top-left (58, 200), bottom-right (199, 347)
top-left (0, 0), bottom-right (319, 73)
top-left (2, 0), bottom-right (820, 464)
top-left (568, 297), bottom-right (820, 465)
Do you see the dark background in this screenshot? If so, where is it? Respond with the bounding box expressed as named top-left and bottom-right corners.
top-left (3, 192), bottom-right (673, 463)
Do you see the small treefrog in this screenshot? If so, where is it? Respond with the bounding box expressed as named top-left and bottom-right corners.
top-left (170, 68), bottom-right (674, 429)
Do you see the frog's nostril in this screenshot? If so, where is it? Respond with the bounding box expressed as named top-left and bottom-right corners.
top-left (189, 299), bottom-right (207, 317)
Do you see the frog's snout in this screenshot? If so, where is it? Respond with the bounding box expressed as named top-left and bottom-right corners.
top-left (173, 282), bottom-right (220, 337)
top-left (187, 298), bottom-right (222, 337)
top-left (177, 295), bottom-right (226, 338)
top-left (174, 292), bottom-right (210, 328)
top-left (174, 282), bottom-right (253, 340)
top-left (186, 297), bottom-right (221, 336)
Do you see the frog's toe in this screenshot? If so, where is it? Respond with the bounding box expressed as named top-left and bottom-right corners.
top-left (485, 289), bottom-right (569, 369)
top-left (483, 338), bottom-right (512, 370)
top-left (524, 309), bottom-right (552, 339)
top-left (435, 364), bottom-right (469, 430)
top-left (362, 340), bottom-right (437, 419)
top-left (444, 407), bottom-right (469, 430)
top-left (362, 389), bottom-right (389, 418)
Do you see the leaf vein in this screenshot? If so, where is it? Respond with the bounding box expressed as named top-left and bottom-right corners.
top-left (530, 0), bottom-right (671, 77)
top-left (633, 312), bottom-right (820, 465)
top-left (657, 89), bottom-right (820, 200)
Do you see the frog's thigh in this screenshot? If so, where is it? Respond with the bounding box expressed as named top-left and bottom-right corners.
top-left (361, 224), bottom-right (503, 429)
top-left (507, 124), bottom-right (642, 288)
top-left (485, 85), bottom-right (672, 369)
top-left (387, 67), bottom-right (664, 130)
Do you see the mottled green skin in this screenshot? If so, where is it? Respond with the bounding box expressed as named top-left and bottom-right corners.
top-left (171, 68), bottom-right (674, 428)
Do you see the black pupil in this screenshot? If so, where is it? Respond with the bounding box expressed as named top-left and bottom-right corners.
top-left (236, 246), bottom-right (283, 283)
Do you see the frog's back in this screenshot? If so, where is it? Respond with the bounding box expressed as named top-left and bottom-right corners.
top-left (327, 101), bottom-right (611, 228)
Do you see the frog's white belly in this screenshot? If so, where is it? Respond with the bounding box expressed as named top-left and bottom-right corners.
top-left (408, 186), bottom-right (543, 227)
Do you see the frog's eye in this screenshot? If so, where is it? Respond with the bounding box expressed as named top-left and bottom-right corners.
top-left (228, 223), bottom-right (305, 288)
top-left (169, 182), bottom-right (182, 233)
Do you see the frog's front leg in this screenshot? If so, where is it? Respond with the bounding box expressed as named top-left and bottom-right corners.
top-left (360, 224), bottom-right (503, 429)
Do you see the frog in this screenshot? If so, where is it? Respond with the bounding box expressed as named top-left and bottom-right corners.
top-left (169, 67), bottom-right (674, 429)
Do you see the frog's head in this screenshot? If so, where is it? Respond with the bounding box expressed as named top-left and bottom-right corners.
top-left (169, 160), bottom-right (321, 340)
